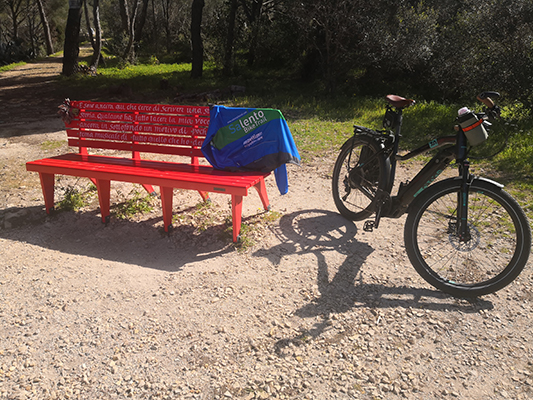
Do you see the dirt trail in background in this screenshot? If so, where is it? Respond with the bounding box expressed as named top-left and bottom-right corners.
top-left (0, 56), bottom-right (65, 125)
top-left (1, 57), bottom-right (533, 400)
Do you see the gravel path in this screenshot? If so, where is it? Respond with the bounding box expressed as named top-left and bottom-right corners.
top-left (1, 59), bottom-right (533, 400)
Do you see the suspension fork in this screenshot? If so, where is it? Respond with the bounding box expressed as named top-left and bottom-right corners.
top-left (456, 132), bottom-right (473, 241)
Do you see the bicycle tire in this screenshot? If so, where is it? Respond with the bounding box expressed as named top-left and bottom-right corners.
top-left (404, 177), bottom-right (531, 297)
top-left (332, 135), bottom-right (389, 221)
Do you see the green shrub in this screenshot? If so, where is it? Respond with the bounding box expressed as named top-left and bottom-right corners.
top-left (113, 191), bottom-right (154, 220)
top-left (57, 186), bottom-right (86, 211)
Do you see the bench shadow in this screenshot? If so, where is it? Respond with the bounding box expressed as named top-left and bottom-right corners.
top-left (0, 206), bottom-right (234, 272)
top-left (253, 209), bottom-right (494, 350)
top-left (2, 206), bottom-right (498, 312)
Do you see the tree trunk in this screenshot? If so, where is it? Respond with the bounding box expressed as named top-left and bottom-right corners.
top-left (36, 0), bottom-right (54, 55)
top-left (134, 0), bottom-right (150, 42)
top-left (27, 7), bottom-right (36, 56)
top-left (151, 0), bottom-right (158, 53)
top-left (190, 0), bottom-right (204, 78)
top-left (84, 0), bottom-right (95, 47)
top-left (7, 0), bottom-right (25, 40)
top-left (118, 0), bottom-right (131, 33)
top-left (121, 0), bottom-right (139, 63)
top-left (223, 0), bottom-right (238, 76)
top-left (62, 0), bottom-right (83, 76)
top-left (90, 0), bottom-right (104, 69)
top-left (160, 0), bottom-right (172, 54)
top-left (246, 0), bottom-right (263, 66)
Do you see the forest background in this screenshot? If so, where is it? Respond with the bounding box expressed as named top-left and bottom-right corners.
top-left (1, 0), bottom-right (533, 103)
top-left (1, 0), bottom-right (533, 203)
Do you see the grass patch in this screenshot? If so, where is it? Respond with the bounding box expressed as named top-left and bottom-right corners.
top-left (0, 61), bottom-right (25, 73)
top-left (171, 200), bottom-right (226, 236)
top-left (262, 210), bottom-right (283, 223)
top-left (505, 181), bottom-right (533, 222)
top-left (113, 190), bottom-right (155, 220)
top-left (40, 140), bottom-right (64, 151)
top-left (192, 201), bottom-right (217, 232)
top-left (60, 60), bottom-right (230, 99)
top-left (493, 132), bottom-right (533, 176)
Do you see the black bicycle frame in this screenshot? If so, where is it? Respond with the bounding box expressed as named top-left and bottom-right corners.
top-left (387, 143), bottom-right (456, 217)
top-left (355, 108), bottom-right (473, 234)
top-left (380, 108), bottom-right (457, 218)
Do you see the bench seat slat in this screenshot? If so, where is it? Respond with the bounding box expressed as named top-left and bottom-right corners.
top-left (27, 154), bottom-right (270, 194)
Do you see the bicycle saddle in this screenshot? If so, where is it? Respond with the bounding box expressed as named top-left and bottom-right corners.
top-left (386, 95), bottom-right (416, 109)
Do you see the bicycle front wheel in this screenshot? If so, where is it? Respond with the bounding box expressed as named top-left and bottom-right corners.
top-left (332, 135), bottom-right (389, 221)
top-left (404, 178), bottom-right (531, 297)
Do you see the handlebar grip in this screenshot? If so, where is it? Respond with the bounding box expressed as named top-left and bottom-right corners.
top-left (477, 95), bottom-right (495, 109)
top-left (477, 91), bottom-right (500, 109)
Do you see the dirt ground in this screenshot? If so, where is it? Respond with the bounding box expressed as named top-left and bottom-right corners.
top-left (1, 57), bottom-right (533, 400)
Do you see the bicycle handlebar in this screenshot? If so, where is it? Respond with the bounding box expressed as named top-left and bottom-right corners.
top-left (477, 91), bottom-right (500, 109)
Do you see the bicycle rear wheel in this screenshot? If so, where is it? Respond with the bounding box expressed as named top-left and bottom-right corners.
top-left (332, 135), bottom-right (389, 221)
top-left (404, 177), bottom-right (531, 297)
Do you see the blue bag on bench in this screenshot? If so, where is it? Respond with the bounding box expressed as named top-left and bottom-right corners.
top-left (201, 105), bottom-right (300, 194)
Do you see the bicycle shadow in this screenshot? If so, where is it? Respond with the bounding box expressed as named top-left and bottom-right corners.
top-left (254, 209), bottom-right (494, 347)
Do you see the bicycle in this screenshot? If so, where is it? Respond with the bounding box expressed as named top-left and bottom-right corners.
top-left (332, 92), bottom-right (531, 297)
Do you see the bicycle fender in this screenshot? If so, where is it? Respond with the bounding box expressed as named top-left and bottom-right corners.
top-left (407, 176), bottom-right (504, 214)
top-left (472, 176), bottom-right (504, 189)
top-left (429, 176), bottom-right (504, 189)
top-left (342, 133), bottom-right (386, 151)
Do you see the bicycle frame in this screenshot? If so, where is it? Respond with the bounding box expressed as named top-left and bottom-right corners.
top-left (357, 107), bottom-right (474, 237)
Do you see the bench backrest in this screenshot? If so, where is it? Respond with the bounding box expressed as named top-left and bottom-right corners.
top-left (65, 100), bottom-right (210, 164)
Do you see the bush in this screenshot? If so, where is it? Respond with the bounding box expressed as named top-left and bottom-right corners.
top-left (0, 40), bottom-right (32, 65)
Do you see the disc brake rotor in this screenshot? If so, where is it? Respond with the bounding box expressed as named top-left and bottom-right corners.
top-left (448, 222), bottom-right (481, 251)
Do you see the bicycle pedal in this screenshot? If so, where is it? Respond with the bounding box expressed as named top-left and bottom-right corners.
top-left (363, 220), bottom-right (375, 232)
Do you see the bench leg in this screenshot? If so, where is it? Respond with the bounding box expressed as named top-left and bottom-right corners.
top-left (38, 173), bottom-right (55, 214)
top-left (95, 179), bottom-right (111, 224)
top-left (198, 191), bottom-right (210, 202)
top-left (253, 178), bottom-right (270, 211)
top-left (142, 184), bottom-right (156, 196)
top-left (160, 186), bottom-right (174, 232)
top-left (231, 194), bottom-right (243, 242)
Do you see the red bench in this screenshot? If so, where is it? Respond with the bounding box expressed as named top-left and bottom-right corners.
top-left (26, 100), bottom-right (271, 242)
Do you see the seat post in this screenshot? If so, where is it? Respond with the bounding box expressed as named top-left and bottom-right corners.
top-left (389, 108), bottom-right (403, 187)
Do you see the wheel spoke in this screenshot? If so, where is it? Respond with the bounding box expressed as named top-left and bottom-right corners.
top-left (332, 136), bottom-right (388, 221)
top-left (404, 179), bottom-right (530, 297)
